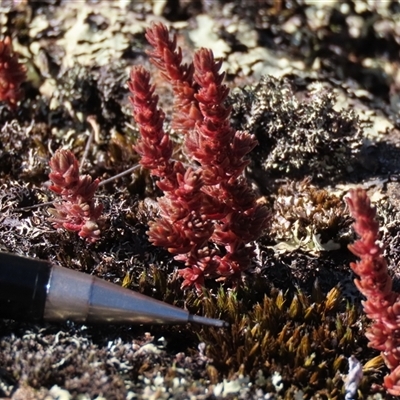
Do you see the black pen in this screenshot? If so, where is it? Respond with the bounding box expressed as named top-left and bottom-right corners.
top-left (0, 252), bottom-right (227, 327)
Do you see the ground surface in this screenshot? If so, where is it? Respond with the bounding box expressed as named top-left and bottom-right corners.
top-left (1, 1), bottom-right (400, 399)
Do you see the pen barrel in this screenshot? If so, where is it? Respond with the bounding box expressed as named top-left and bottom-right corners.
top-left (0, 252), bottom-right (50, 321)
top-left (0, 253), bottom-right (226, 327)
top-left (44, 265), bottom-right (192, 324)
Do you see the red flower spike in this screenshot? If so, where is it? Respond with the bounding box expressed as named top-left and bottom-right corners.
top-left (145, 22), bottom-right (202, 131)
top-left (145, 22), bottom-right (193, 84)
top-left (0, 36), bottom-right (26, 108)
top-left (129, 23), bottom-right (269, 290)
top-left (129, 66), bottom-right (176, 183)
top-left (186, 48), bottom-right (258, 185)
top-left (347, 188), bottom-right (400, 395)
top-left (48, 149), bottom-right (103, 243)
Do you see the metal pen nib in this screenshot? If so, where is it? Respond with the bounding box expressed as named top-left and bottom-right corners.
top-left (0, 252), bottom-right (227, 327)
top-left (188, 314), bottom-right (228, 328)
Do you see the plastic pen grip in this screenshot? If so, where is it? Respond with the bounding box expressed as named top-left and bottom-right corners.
top-left (0, 252), bottom-right (51, 321)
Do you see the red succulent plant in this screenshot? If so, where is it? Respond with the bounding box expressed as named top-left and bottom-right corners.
top-left (0, 36), bottom-right (26, 108)
top-left (48, 149), bottom-right (103, 243)
top-left (129, 23), bottom-right (269, 289)
top-left (347, 188), bottom-right (400, 395)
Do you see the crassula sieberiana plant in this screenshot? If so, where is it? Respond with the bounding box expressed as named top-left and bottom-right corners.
top-left (128, 23), bottom-right (269, 289)
top-left (347, 188), bottom-right (400, 395)
top-left (0, 36), bottom-right (26, 108)
top-left (48, 149), bottom-right (103, 243)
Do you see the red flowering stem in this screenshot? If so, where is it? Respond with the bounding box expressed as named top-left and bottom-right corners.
top-left (0, 36), bottom-right (26, 108)
top-left (128, 65), bottom-right (178, 189)
top-left (145, 23), bottom-right (193, 86)
top-left (191, 49), bottom-right (259, 181)
top-left (145, 22), bottom-right (202, 131)
top-left (347, 188), bottom-right (400, 395)
top-left (187, 48), bottom-right (268, 279)
top-left (129, 23), bottom-right (269, 289)
top-left (48, 149), bottom-right (103, 243)
top-left (128, 65), bottom-right (218, 289)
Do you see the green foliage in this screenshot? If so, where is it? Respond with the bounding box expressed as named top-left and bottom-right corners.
top-left (187, 283), bottom-right (384, 398)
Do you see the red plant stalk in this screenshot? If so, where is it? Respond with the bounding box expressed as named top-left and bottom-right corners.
top-left (48, 149), bottom-right (103, 243)
top-left (129, 66), bottom-right (219, 288)
top-left (145, 23), bottom-right (202, 131)
top-left (0, 36), bottom-right (26, 108)
top-left (347, 188), bottom-right (400, 395)
top-left (185, 48), bottom-right (268, 280)
top-left (129, 23), bottom-right (269, 289)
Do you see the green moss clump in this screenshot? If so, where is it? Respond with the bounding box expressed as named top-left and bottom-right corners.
top-left (189, 283), bottom-right (385, 398)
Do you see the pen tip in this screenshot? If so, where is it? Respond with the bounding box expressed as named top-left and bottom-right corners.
top-left (188, 314), bottom-right (229, 328)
